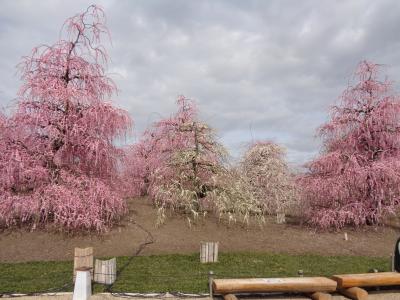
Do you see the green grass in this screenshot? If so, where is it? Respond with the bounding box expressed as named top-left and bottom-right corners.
top-left (0, 252), bottom-right (390, 294)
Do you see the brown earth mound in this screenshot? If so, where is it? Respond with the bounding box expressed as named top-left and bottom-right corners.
top-left (0, 197), bottom-right (399, 262)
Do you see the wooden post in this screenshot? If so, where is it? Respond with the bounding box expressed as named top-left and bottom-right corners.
top-left (223, 294), bottom-right (238, 300)
top-left (94, 258), bottom-right (117, 285)
top-left (338, 287), bottom-right (368, 300)
top-left (308, 292), bottom-right (332, 300)
top-left (200, 242), bottom-right (219, 263)
top-left (276, 213), bottom-right (286, 224)
top-left (73, 247), bottom-right (93, 282)
top-left (208, 270), bottom-right (214, 298)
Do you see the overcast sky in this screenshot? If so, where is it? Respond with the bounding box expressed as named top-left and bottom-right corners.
top-left (1, 0), bottom-right (400, 167)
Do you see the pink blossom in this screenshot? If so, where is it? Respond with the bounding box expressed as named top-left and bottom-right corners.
top-left (298, 61), bottom-right (400, 229)
top-left (0, 6), bottom-right (130, 232)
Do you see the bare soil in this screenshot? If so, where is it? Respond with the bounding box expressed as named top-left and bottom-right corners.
top-left (1, 197), bottom-right (400, 263)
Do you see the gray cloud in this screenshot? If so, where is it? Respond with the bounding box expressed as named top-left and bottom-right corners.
top-left (1, 0), bottom-right (400, 166)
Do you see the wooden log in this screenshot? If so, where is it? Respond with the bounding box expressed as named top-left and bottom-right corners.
top-left (212, 277), bottom-right (337, 294)
top-left (338, 287), bottom-right (368, 300)
top-left (308, 291), bottom-right (332, 300)
top-left (332, 272), bottom-right (400, 288)
top-left (223, 294), bottom-right (238, 300)
top-left (73, 247), bottom-right (93, 281)
top-left (94, 258), bottom-right (117, 285)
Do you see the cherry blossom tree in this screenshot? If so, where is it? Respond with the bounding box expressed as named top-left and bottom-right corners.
top-left (240, 141), bottom-right (297, 222)
top-left (298, 61), bottom-right (400, 229)
top-left (0, 5), bottom-right (131, 232)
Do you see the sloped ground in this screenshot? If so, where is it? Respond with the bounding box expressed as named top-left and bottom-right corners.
top-left (0, 197), bottom-right (399, 262)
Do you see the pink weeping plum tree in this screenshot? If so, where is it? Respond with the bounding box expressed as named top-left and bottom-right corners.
top-left (298, 61), bottom-right (400, 229)
top-left (123, 96), bottom-right (263, 225)
top-left (0, 5), bottom-right (131, 232)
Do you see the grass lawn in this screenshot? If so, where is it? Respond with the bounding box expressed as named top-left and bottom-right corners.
top-left (0, 252), bottom-right (390, 294)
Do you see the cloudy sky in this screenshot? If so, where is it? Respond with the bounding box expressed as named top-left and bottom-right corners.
top-left (1, 0), bottom-right (400, 167)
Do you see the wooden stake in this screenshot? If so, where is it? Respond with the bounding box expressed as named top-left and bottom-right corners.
top-left (276, 213), bottom-right (286, 224)
top-left (73, 247), bottom-right (93, 282)
top-left (308, 291), bottom-right (332, 300)
top-left (208, 270), bottom-right (214, 297)
top-left (94, 258), bottom-right (116, 284)
top-left (223, 294), bottom-right (238, 300)
top-left (200, 242), bottom-right (219, 263)
top-left (338, 287), bottom-right (368, 300)
top-left (213, 242), bottom-right (219, 262)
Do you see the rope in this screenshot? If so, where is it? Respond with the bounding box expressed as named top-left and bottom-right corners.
top-left (106, 220), bottom-right (210, 298)
top-left (107, 220), bottom-right (155, 295)
top-left (0, 282), bottom-right (74, 298)
top-left (0, 220), bottom-right (155, 298)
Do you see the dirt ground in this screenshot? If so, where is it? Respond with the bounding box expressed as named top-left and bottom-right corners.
top-left (1, 197), bottom-right (400, 263)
